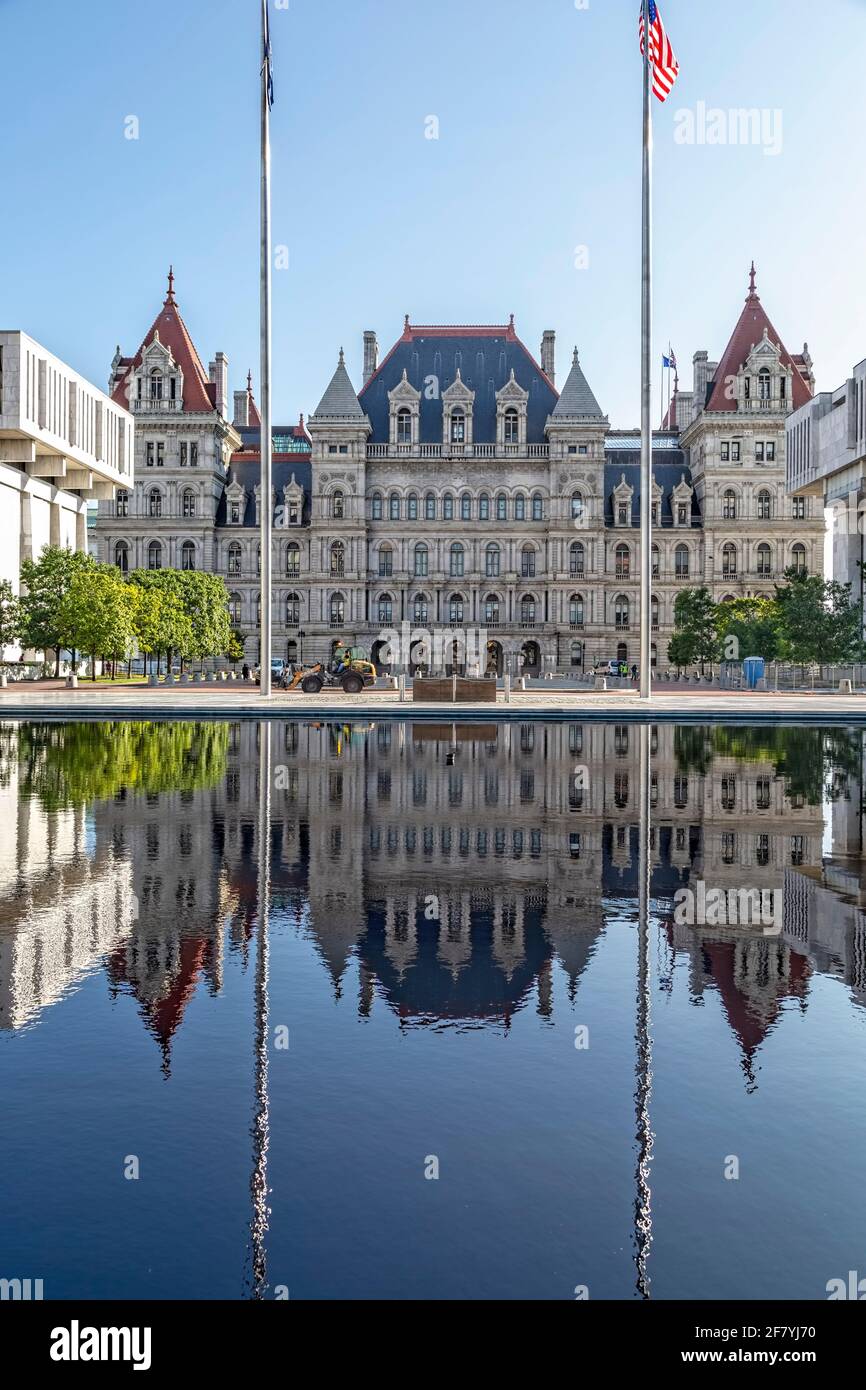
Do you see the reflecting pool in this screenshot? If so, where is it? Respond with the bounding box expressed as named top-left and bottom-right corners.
top-left (0, 718), bottom-right (864, 1300)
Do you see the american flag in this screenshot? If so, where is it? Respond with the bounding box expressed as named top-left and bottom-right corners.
top-left (638, 1), bottom-right (679, 103)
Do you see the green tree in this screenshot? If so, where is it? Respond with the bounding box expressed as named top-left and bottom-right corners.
top-left (129, 570), bottom-right (193, 674)
top-left (225, 629), bottom-right (245, 666)
top-left (176, 571), bottom-right (233, 671)
top-left (58, 565), bottom-right (137, 681)
top-left (715, 595), bottom-right (781, 662)
top-left (0, 579), bottom-right (21, 662)
top-left (19, 546), bottom-right (96, 675)
top-left (775, 569), bottom-right (864, 664)
top-left (670, 587), bottom-right (721, 670)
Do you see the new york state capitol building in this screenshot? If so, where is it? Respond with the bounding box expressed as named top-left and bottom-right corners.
top-left (95, 268), bottom-right (824, 673)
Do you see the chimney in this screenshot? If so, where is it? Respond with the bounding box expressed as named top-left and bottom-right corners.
top-left (233, 389), bottom-right (250, 428)
top-left (210, 352), bottom-right (229, 419)
top-left (363, 330), bottom-right (379, 384)
top-left (541, 330), bottom-right (556, 385)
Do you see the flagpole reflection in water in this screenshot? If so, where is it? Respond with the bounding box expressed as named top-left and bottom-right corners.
top-left (246, 719), bottom-right (272, 1298)
top-left (634, 720), bottom-right (654, 1298)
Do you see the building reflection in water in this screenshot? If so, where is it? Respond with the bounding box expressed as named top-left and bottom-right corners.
top-left (1, 718), bottom-right (863, 1077)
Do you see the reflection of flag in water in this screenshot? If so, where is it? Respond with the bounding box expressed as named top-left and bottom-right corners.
top-left (639, 1), bottom-right (679, 103)
top-left (262, 0), bottom-right (274, 109)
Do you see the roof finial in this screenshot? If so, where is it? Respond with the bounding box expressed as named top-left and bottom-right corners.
top-left (748, 260), bottom-right (758, 299)
top-left (509, 313), bottom-right (515, 330)
top-left (573, 346), bottom-right (580, 365)
top-left (338, 346), bottom-right (345, 366)
top-left (247, 369), bottom-right (253, 395)
top-left (166, 265), bottom-right (176, 305)
top-left (404, 314), bottom-right (410, 334)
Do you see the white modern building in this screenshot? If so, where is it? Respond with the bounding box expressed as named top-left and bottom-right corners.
top-left (787, 358), bottom-right (866, 612)
top-left (0, 330), bottom-right (134, 654)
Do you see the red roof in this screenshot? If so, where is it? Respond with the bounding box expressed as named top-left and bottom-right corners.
top-left (111, 270), bottom-right (216, 414)
top-left (705, 265), bottom-right (812, 413)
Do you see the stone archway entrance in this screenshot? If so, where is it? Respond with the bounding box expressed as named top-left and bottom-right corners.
top-left (486, 640), bottom-right (504, 677)
top-left (521, 640), bottom-right (541, 676)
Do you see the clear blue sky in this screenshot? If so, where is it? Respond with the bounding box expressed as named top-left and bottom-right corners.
top-left (1, 0), bottom-right (864, 426)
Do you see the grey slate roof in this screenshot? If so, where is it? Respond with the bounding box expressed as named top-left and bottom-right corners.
top-left (551, 349), bottom-right (605, 420)
top-left (311, 350), bottom-right (367, 420)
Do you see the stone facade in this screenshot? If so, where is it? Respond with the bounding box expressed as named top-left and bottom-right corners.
top-left (94, 270), bottom-right (825, 672)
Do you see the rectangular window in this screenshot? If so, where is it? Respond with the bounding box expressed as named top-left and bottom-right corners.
top-left (720, 442), bottom-right (729, 461)
top-left (755, 442), bottom-right (764, 461)
top-left (793, 497), bottom-right (806, 519)
top-left (731, 441), bottom-right (740, 461)
top-left (156, 442), bottom-right (165, 467)
top-left (190, 442), bottom-right (198, 466)
top-left (578, 445), bottom-right (588, 455)
top-left (766, 441), bottom-right (775, 461)
top-left (146, 441), bottom-right (154, 467)
top-left (180, 442), bottom-right (188, 466)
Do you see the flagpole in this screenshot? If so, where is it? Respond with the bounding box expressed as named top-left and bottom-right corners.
top-left (659, 358), bottom-right (664, 431)
top-left (639, 0), bottom-right (653, 702)
top-left (260, 0), bottom-right (273, 698)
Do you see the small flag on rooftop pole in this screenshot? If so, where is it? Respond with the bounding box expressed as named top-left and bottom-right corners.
top-left (638, 1), bottom-right (679, 103)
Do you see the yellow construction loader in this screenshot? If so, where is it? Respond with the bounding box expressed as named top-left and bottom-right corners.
top-left (283, 645), bottom-right (377, 695)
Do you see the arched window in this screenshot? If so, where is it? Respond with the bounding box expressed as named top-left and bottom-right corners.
top-left (722, 543), bottom-right (738, 576)
top-left (791, 543), bottom-right (807, 575)
top-left (757, 489), bottom-right (771, 520)
top-left (116, 489), bottom-right (129, 518)
top-left (758, 368), bottom-right (771, 401)
top-left (651, 544), bottom-right (660, 577)
top-left (450, 542), bottom-right (465, 577)
top-left (407, 493), bottom-right (418, 520)
top-left (486, 543), bottom-right (501, 578)
top-left (396, 408), bottom-right (412, 444)
top-left (255, 595), bottom-right (262, 628)
top-left (228, 541), bottom-right (242, 575)
top-left (378, 543), bottom-right (393, 578)
top-left (532, 493), bottom-right (543, 521)
top-left (389, 492), bottom-right (400, 521)
top-left (570, 541), bottom-right (585, 575)
top-left (496, 493), bottom-right (507, 521)
top-left (484, 593), bottom-right (500, 624)
top-left (182, 489), bottom-right (196, 518)
top-left (615, 543), bottom-right (630, 579)
top-left (371, 493), bottom-right (383, 521)
top-left (414, 543), bottom-right (429, 578)
top-left (479, 493), bottom-right (490, 521)
top-left (148, 489), bottom-right (162, 518)
top-left (378, 593), bottom-right (393, 624)
top-left (521, 544), bottom-right (536, 578)
top-left (651, 595), bottom-right (660, 628)
top-left (570, 642), bottom-right (584, 669)
top-left (286, 592), bottom-right (301, 625)
top-left (413, 593), bottom-right (428, 624)
top-left (181, 540), bottom-right (196, 571)
top-left (228, 592), bottom-right (242, 625)
top-left (256, 543), bottom-right (262, 575)
top-left (569, 594), bottom-right (585, 627)
top-left (330, 541), bottom-right (345, 577)
top-left (675, 544), bottom-right (689, 578)
top-left (449, 594), bottom-right (464, 623)
top-left (615, 594), bottom-right (630, 629)
top-left (332, 490), bottom-right (345, 519)
top-left (425, 492), bottom-right (436, 520)
top-left (722, 489), bottom-right (737, 520)
top-left (520, 595), bottom-right (536, 625)
top-left (571, 491), bottom-right (585, 522)
top-left (515, 493), bottom-right (526, 521)
top-left (504, 408), bottom-right (519, 444)
top-left (443, 493), bottom-right (454, 521)
top-left (147, 540), bottom-right (162, 571)
top-left (286, 542), bottom-right (300, 577)
top-left (460, 492), bottom-right (472, 521)
top-left (114, 541), bottom-right (129, 573)
top-left (149, 369), bottom-right (162, 400)
top-left (329, 593), bottom-right (345, 626)
top-left (757, 542), bottom-right (772, 576)
top-left (451, 411), bottom-right (465, 444)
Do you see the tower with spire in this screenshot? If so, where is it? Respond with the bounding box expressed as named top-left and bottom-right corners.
top-left (677, 264), bottom-right (823, 608)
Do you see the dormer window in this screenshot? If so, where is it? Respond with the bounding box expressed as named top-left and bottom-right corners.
top-left (451, 411), bottom-right (465, 444)
top-left (150, 370), bottom-right (162, 400)
top-left (618, 503), bottom-right (629, 526)
top-left (758, 368), bottom-right (771, 401)
top-left (397, 409), bottom-right (412, 445)
top-left (230, 502), bottom-right (241, 524)
top-left (504, 409), bottom-right (519, 445)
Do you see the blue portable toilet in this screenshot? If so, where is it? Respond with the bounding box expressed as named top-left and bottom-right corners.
top-left (742, 656), bottom-right (765, 690)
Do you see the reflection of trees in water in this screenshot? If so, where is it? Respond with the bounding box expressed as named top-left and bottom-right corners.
top-left (674, 723), bottom-right (863, 805)
top-left (7, 720), bottom-right (229, 809)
